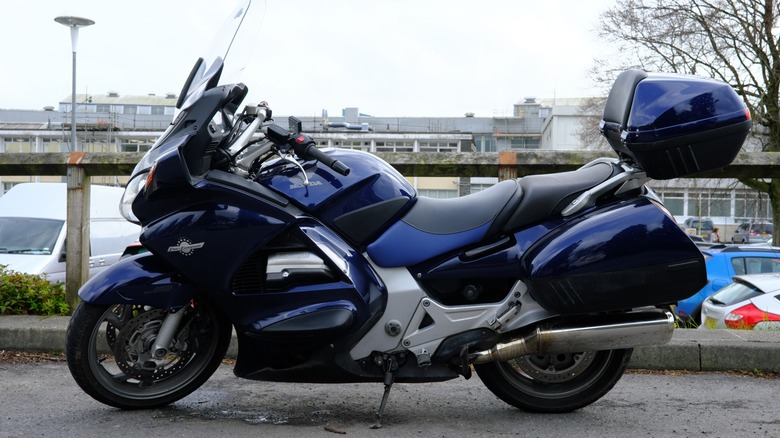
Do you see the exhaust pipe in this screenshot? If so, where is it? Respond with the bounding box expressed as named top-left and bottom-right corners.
top-left (471, 310), bottom-right (674, 364)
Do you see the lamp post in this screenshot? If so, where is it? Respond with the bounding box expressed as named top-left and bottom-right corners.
top-left (54, 15), bottom-right (94, 152)
top-left (55, 15), bottom-right (94, 309)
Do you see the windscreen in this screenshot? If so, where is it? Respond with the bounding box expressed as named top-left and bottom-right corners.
top-left (177, 0), bottom-right (264, 111)
top-left (0, 218), bottom-right (63, 255)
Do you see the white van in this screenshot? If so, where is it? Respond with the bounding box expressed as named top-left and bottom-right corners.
top-left (0, 183), bottom-right (141, 283)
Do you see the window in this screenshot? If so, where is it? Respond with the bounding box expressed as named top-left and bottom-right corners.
top-left (120, 139), bottom-right (155, 152)
top-left (475, 135), bottom-right (496, 152)
top-left (710, 192), bottom-right (730, 217)
top-left (731, 257), bottom-right (780, 276)
top-left (137, 106), bottom-right (151, 115)
top-left (151, 106), bottom-right (166, 115)
top-left (661, 192), bottom-right (684, 216)
top-left (376, 140), bottom-right (413, 152)
top-left (96, 104), bottom-right (111, 112)
top-left (0, 218), bottom-right (64, 255)
top-left (419, 140), bottom-right (458, 153)
top-left (2, 137), bottom-right (33, 153)
top-left (417, 189), bottom-right (457, 199)
top-left (123, 105), bottom-right (137, 115)
top-left (509, 137), bottom-right (540, 149)
top-left (2, 182), bottom-right (18, 195)
top-left (41, 138), bottom-right (65, 153)
top-left (687, 192), bottom-right (717, 217)
top-left (735, 192), bottom-right (771, 220)
top-left (470, 183), bottom-right (496, 193)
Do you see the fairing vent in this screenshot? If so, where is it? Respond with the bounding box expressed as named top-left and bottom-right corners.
top-left (232, 251), bottom-right (268, 294)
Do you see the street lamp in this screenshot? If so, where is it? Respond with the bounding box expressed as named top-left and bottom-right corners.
top-left (54, 15), bottom-right (94, 152)
top-left (54, 15), bottom-right (95, 308)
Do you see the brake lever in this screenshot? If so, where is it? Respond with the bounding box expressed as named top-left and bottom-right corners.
top-left (277, 151), bottom-right (310, 186)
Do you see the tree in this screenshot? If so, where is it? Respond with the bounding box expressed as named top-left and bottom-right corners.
top-left (594, 0), bottom-right (780, 244)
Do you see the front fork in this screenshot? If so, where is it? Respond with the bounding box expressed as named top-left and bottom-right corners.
top-left (151, 308), bottom-right (186, 358)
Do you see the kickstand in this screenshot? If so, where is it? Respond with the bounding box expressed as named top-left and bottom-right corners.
top-left (370, 355), bottom-right (398, 429)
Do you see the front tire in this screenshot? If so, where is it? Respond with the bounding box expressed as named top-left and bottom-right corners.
top-left (66, 300), bottom-right (231, 409)
top-left (475, 348), bottom-right (632, 413)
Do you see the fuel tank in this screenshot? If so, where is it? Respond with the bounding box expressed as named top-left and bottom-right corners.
top-left (255, 148), bottom-right (416, 246)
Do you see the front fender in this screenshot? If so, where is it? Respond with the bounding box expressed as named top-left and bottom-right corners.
top-left (78, 252), bottom-right (195, 311)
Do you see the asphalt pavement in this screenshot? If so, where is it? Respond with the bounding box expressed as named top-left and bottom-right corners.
top-left (2, 314), bottom-right (780, 371)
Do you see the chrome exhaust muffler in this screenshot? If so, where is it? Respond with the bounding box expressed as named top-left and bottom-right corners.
top-left (471, 310), bottom-right (674, 364)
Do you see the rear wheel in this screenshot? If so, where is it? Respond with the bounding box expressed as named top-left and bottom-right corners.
top-left (474, 348), bottom-right (632, 413)
top-left (66, 300), bottom-right (231, 409)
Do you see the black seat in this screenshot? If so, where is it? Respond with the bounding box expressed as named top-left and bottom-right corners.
top-left (501, 162), bottom-right (617, 232)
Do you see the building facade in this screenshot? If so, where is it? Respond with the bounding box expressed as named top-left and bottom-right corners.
top-left (0, 94), bottom-right (771, 232)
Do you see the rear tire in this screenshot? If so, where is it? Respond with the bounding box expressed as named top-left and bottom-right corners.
top-left (475, 348), bottom-right (632, 413)
top-left (66, 300), bottom-right (231, 409)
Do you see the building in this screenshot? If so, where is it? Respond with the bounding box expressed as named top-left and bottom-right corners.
top-left (0, 94), bottom-right (772, 233)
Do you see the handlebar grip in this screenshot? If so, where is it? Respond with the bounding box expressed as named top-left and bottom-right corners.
top-left (294, 140), bottom-right (351, 176)
top-left (331, 160), bottom-right (350, 176)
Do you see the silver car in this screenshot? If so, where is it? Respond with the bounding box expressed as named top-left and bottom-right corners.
top-left (732, 221), bottom-right (773, 244)
top-left (700, 273), bottom-right (780, 329)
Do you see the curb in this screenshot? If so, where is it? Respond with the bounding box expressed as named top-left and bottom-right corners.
top-left (2, 315), bottom-right (780, 371)
top-left (632, 328), bottom-right (780, 371)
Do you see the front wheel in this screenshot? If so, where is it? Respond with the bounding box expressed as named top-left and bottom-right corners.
top-left (66, 300), bottom-right (231, 409)
top-left (474, 348), bottom-right (632, 413)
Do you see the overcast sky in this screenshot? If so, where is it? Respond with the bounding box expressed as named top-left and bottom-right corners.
top-left (3, 0), bottom-right (616, 117)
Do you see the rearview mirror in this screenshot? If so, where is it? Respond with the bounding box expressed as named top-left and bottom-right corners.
top-left (288, 116), bottom-right (302, 134)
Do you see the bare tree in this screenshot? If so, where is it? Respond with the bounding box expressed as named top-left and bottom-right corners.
top-left (574, 96), bottom-right (609, 150)
top-left (590, 0), bottom-right (780, 243)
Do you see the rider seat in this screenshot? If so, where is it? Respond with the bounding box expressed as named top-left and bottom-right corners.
top-left (366, 161), bottom-right (617, 267)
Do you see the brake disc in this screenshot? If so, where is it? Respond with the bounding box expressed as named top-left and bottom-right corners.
top-left (512, 351), bottom-right (597, 383)
top-left (112, 308), bottom-right (193, 383)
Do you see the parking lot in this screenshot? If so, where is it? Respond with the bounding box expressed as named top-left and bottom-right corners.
top-left (1, 358), bottom-right (779, 437)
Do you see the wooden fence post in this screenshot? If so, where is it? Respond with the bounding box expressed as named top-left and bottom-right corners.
top-left (65, 153), bottom-right (90, 310)
top-left (498, 151), bottom-right (517, 181)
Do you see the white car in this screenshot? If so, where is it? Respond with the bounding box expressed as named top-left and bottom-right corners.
top-left (0, 183), bottom-right (140, 282)
top-left (700, 273), bottom-right (780, 329)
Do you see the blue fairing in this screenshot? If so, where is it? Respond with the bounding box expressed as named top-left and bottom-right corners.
top-left (78, 253), bottom-right (195, 311)
top-left (256, 148), bottom-right (415, 215)
top-left (367, 220), bottom-right (492, 267)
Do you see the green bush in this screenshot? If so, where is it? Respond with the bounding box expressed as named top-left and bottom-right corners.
top-left (0, 265), bottom-right (69, 316)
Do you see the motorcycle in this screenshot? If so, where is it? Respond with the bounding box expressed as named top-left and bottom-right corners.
top-left (65, 0), bottom-right (751, 424)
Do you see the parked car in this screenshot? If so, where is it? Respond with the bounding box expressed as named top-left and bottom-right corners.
top-left (700, 273), bottom-right (780, 329)
top-left (674, 245), bottom-right (780, 325)
top-left (0, 183), bottom-right (140, 282)
top-left (683, 217), bottom-right (714, 241)
top-left (732, 221), bottom-right (773, 244)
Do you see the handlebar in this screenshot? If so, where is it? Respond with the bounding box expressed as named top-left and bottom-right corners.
top-left (266, 124), bottom-right (351, 176)
top-left (291, 135), bottom-right (350, 176)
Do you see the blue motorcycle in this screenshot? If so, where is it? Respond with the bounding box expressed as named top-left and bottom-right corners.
top-left (65, 0), bottom-right (751, 421)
